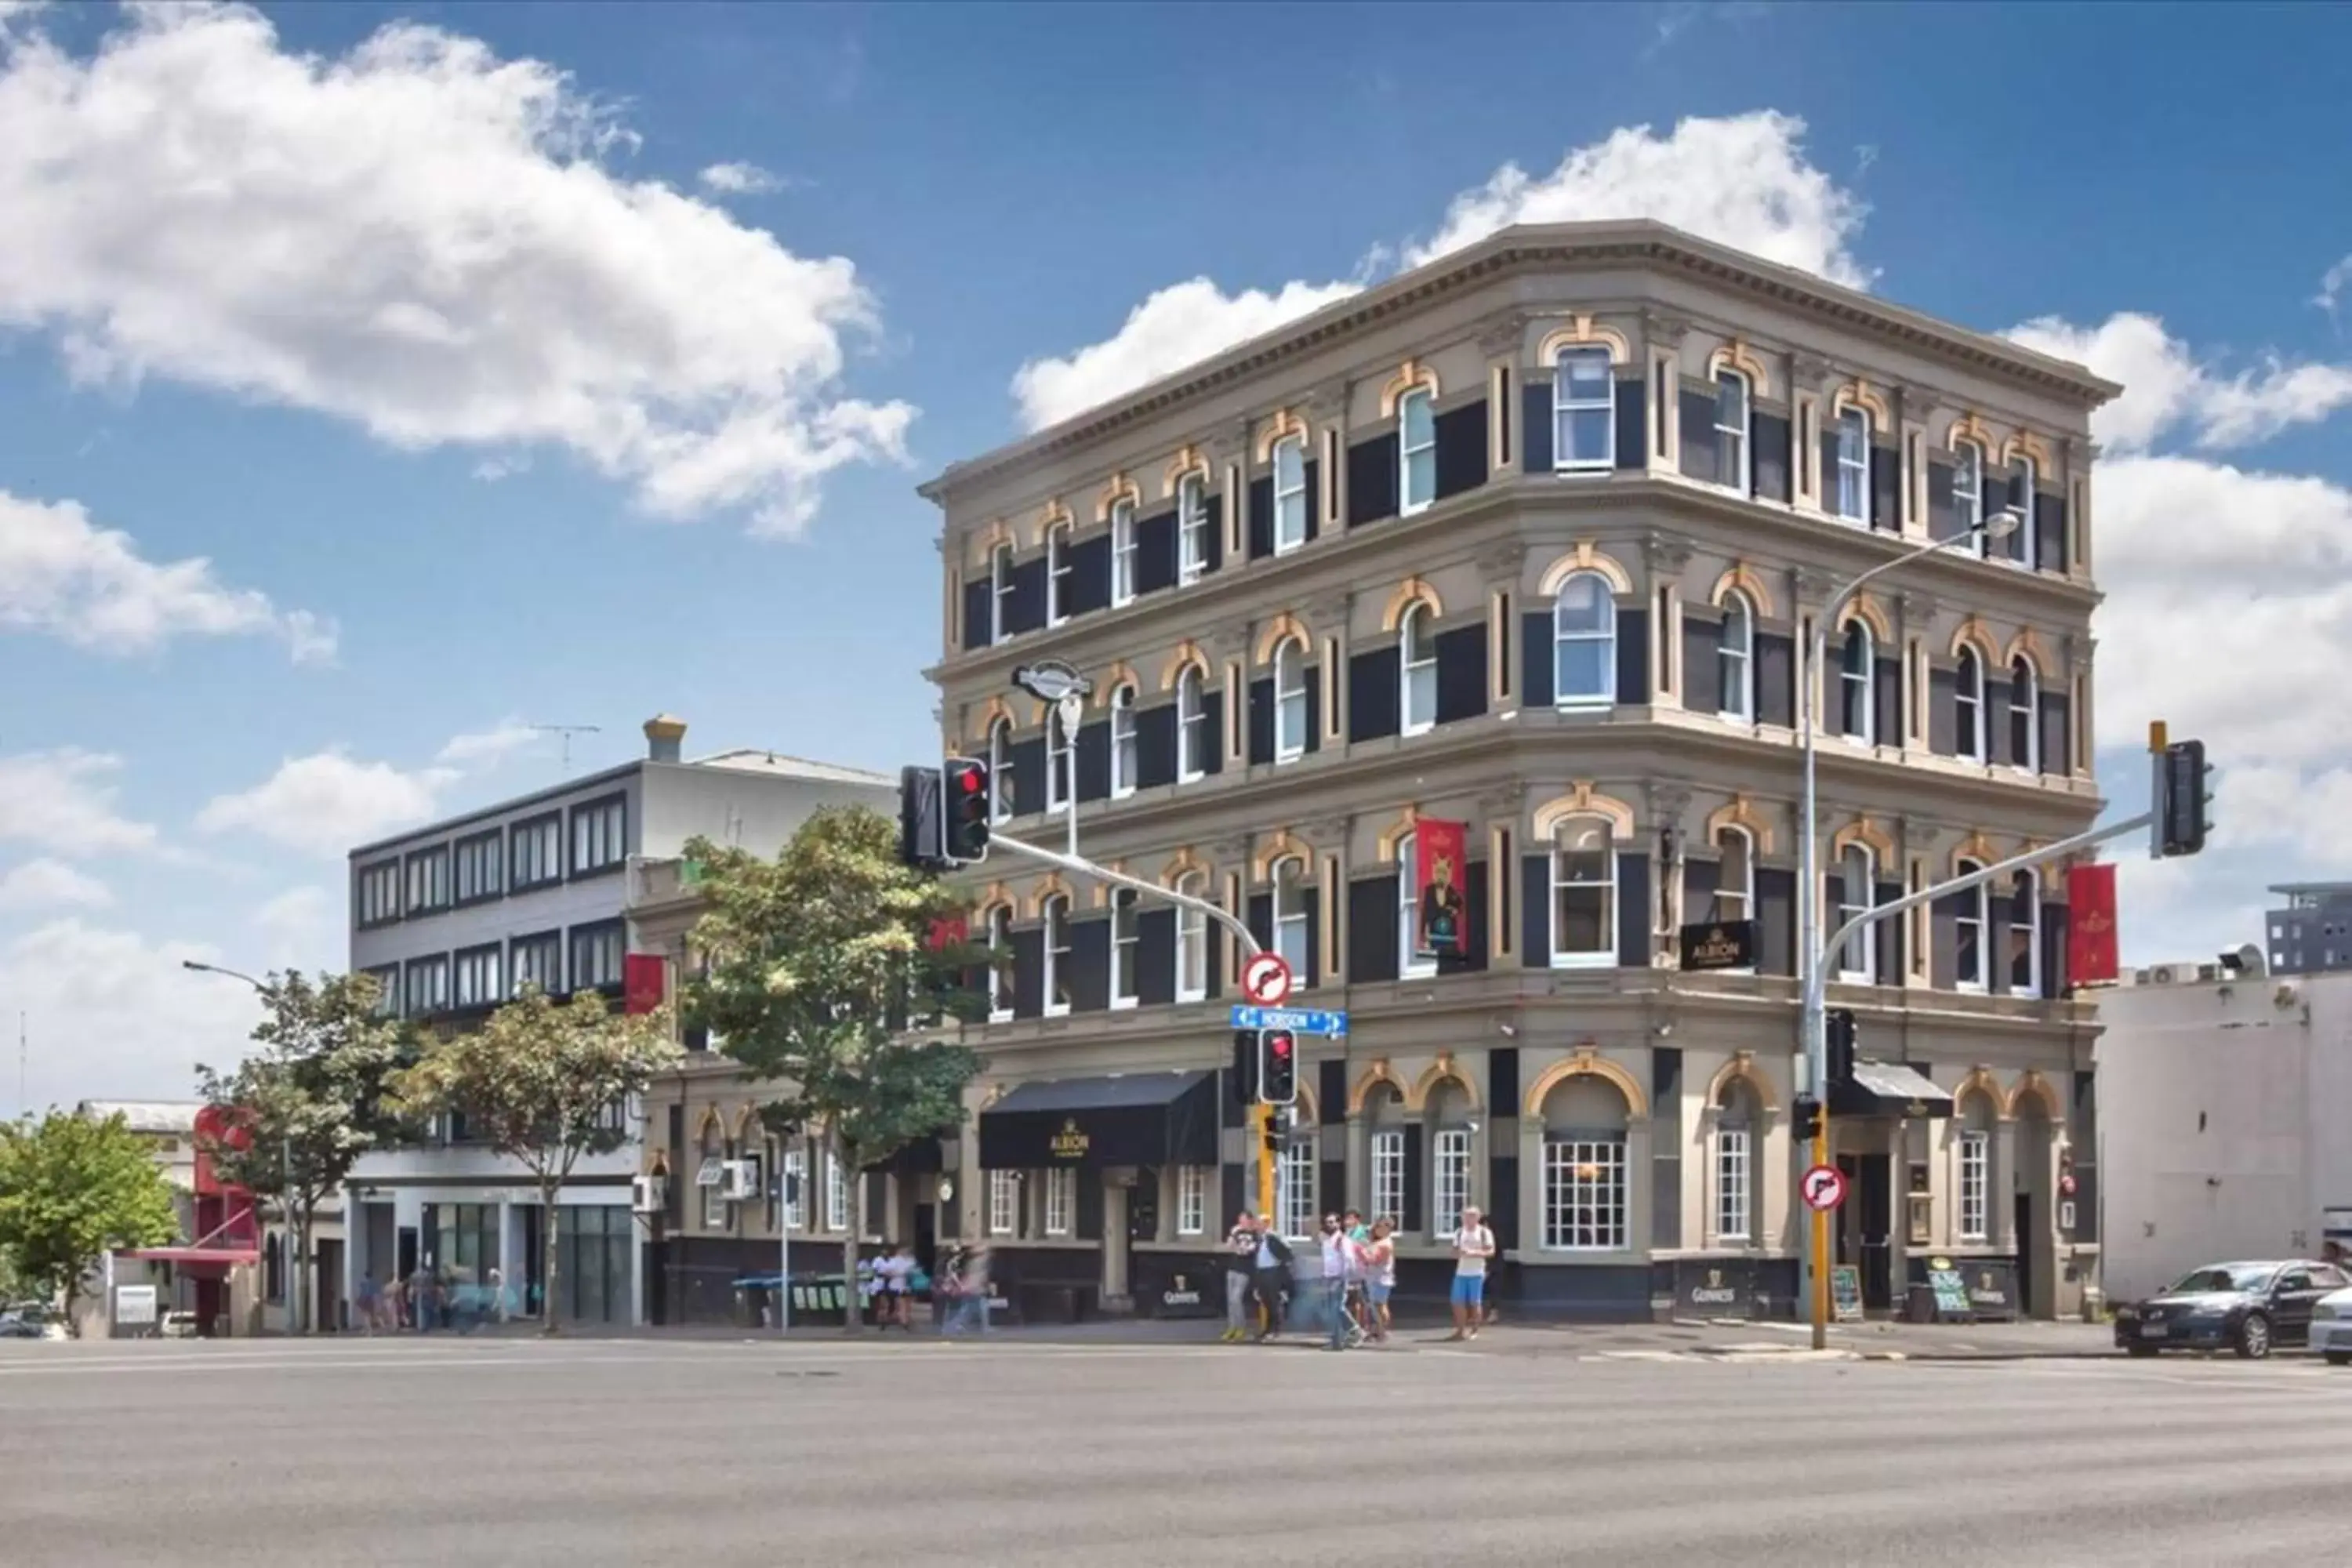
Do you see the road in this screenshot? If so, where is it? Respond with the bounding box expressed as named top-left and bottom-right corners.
top-left (3, 1334), bottom-right (2349, 1566)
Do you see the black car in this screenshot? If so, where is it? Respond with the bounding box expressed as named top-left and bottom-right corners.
top-left (2112, 1259), bottom-right (2350, 1359)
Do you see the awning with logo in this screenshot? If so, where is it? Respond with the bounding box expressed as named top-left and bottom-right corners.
top-left (1830, 1061), bottom-right (1955, 1120)
top-left (978, 1072), bottom-right (1219, 1171)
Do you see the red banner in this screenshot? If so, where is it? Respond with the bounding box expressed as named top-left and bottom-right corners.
top-left (1414, 819), bottom-right (1469, 958)
top-left (622, 953), bottom-right (666, 1014)
top-left (927, 914), bottom-right (969, 953)
top-left (2067, 863), bottom-right (2119, 986)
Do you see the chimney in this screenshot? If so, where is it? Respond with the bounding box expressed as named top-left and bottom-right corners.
top-left (643, 713), bottom-right (687, 764)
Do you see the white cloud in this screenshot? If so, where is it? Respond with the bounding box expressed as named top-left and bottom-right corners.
top-left (2317, 255), bottom-right (2352, 323)
top-left (2006, 312), bottom-right (2352, 456)
top-left (196, 750), bottom-right (456, 857)
top-left (0, 4), bottom-right (910, 537)
top-left (251, 885), bottom-right (338, 971)
top-left (0, 489), bottom-right (336, 661)
top-left (1402, 111), bottom-right (1869, 285)
top-left (699, 161), bottom-right (782, 195)
top-left (434, 718), bottom-right (545, 768)
top-left (1011, 110), bottom-right (1868, 432)
top-left (0, 749), bottom-right (158, 857)
top-left (0, 857), bottom-right (111, 913)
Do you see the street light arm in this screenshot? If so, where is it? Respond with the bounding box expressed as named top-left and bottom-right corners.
top-left (989, 833), bottom-right (1264, 959)
top-left (181, 959), bottom-right (267, 993)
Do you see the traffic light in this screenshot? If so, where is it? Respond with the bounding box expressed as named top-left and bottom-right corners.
top-left (2158, 739), bottom-right (2214, 858)
top-left (1258, 1028), bottom-right (1298, 1105)
top-left (1793, 1093), bottom-right (1822, 1142)
top-left (1229, 1029), bottom-right (1259, 1105)
top-left (898, 765), bottom-right (942, 870)
top-left (941, 756), bottom-right (991, 864)
top-left (1826, 1008), bottom-right (1857, 1088)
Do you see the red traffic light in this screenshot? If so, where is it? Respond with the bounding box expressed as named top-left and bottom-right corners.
top-left (953, 766), bottom-right (985, 794)
top-left (1269, 1033), bottom-right (1293, 1057)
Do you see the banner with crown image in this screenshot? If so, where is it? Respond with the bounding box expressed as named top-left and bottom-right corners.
top-left (1414, 818), bottom-right (1468, 960)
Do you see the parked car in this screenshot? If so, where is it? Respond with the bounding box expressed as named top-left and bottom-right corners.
top-left (2311, 1283), bottom-right (2352, 1366)
top-left (2113, 1260), bottom-right (2351, 1359)
top-left (0, 1305), bottom-right (64, 1341)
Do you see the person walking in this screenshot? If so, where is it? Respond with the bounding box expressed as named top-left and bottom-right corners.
top-left (1247, 1214), bottom-right (1292, 1341)
top-left (1362, 1218), bottom-right (1397, 1344)
top-left (1448, 1205), bottom-right (1496, 1341)
top-left (1221, 1212), bottom-right (1257, 1343)
top-left (354, 1272), bottom-right (380, 1337)
top-left (1318, 1214), bottom-right (1353, 1352)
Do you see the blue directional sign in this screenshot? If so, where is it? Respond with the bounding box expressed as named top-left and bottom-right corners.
top-left (1230, 1004), bottom-right (1348, 1036)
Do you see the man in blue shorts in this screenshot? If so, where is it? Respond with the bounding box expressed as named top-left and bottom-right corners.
top-left (1449, 1204), bottom-right (1495, 1341)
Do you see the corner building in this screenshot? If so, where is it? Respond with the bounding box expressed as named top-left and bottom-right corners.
top-left (921, 220), bottom-right (2118, 1324)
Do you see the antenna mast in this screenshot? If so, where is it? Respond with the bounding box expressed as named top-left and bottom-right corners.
top-left (529, 724), bottom-right (603, 775)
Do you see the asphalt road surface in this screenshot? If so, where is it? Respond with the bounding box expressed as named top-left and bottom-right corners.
top-left (4, 1334), bottom-right (2350, 1566)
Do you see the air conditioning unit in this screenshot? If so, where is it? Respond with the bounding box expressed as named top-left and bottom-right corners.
top-left (630, 1174), bottom-right (665, 1214)
top-left (720, 1160), bottom-right (757, 1202)
top-left (2148, 964), bottom-right (2184, 985)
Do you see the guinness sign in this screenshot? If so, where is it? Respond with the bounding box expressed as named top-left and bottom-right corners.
top-left (1047, 1118), bottom-right (1089, 1161)
top-left (1678, 920), bottom-right (1757, 974)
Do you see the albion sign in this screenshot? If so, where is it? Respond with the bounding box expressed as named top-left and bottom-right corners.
top-left (1678, 920), bottom-right (1756, 973)
top-left (1047, 1119), bottom-right (1089, 1161)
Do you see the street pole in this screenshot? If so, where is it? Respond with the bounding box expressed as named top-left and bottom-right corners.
top-left (180, 960), bottom-right (292, 1332)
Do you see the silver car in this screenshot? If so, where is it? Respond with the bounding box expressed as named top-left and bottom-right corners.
top-left (2314, 1283), bottom-right (2352, 1366)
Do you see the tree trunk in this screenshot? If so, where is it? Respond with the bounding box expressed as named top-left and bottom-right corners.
top-left (61, 1280), bottom-right (80, 1338)
top-left (541, 1176), bottom-right (563, 1337)
top-left (296, 1197), bottom-right (318, 1335)
top-left (840, 1134), bottom-right (862, 1337)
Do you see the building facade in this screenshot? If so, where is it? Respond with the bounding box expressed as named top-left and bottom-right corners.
top-left (339, 716), bottom-right (893, 1327)
top-left (2265, 884), bottom-right (2352, 976)
top-left (916, 220), bottom-right (2116, 1323)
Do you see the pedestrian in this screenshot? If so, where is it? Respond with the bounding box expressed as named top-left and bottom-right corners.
top-left (1221, 1211), bottom-right (1257, 1343)
top-left (408, 1261), bottom-right (435, 1334)
top-left (881, 1243), bottom-right (917, 1331)
top-left (354, 1272), bottom-right (379, 1337)
top-left (1362, 1218), bottom-right (1397, 1344)
top-left (488, 1268), bottom-right (510, 1325)
top-left (1247, 1214), bottom-right (1292, 1341)
top-left (1318, 1214), bottom-right (1352, 1352)
top-left (946, 1244), bottom-right (991, 1338)
top-left (1448, 1205), bottom-right (1495, 1341)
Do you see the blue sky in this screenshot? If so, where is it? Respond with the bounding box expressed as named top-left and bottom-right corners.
top-left (4, 0), bottom-right (2350, 1112)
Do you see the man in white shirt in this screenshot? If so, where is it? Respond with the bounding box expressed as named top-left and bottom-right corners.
top-left (1318, 1214), bottom-right (1353, 1351)
top-left (1222, 1212), bottom-right (1257, 1343)
top-left (1450, 1204), bottom-right (1495, 1341)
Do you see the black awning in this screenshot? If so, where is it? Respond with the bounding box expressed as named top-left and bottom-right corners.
top-left (979, 1072), bottom-right (1218, 1171)
top-left (1831, 1061), bottom-right (1955, 1120)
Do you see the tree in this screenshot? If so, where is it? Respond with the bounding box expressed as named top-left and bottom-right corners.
top-left (684, 806), bottom-right (985, 1336)
top-left (392, 987), bottom-right (679, 1335)
top-left (0, 1110), bottom-right (179, 1332)
top-left (196, 970), bottom-right (412, 1334)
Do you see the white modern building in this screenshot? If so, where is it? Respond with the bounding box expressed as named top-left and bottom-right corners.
top-left (2092, 952), bottom-right (2352, 1301)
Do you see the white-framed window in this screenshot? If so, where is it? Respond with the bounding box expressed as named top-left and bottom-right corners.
top-left (1110, 498), bottom-right (1136, 608)
top-left (1718, 592), bottom-right (1754, 720)
top-left (1955, 858), bottom-right (1987, 991)
top-left (570, 923), bottom-right (625, 989)
top-left (1176, 665), bottom-right (1207, 782)
top-left (405, 845), bottom-right (450, 913)
top-left (1541, 1137), bottom-right (1627, 1250)
top-left (1715, 1125), bottom-right (1753, 1243)
top-left (2010, 869), bottom-right (2042, 998)
top-left (1174, 869), bottom-right (1209, 1003)
top-left (1712, 825), bottom-right (1755, 931)
top-left (452, 945), bottom-right (503, 1009)
top-left (1109, 684), bottom-right (1138, 798)
top-left (699, 1151), bottom-right (727, 1230)
top-left (2016, 456), bottom-right (2039, 569)
top-left (1110, 887), bottom-right (1139, 1009)
top-left (1715, 369), bottom-right (1751, 494)
top-left (987, 718), bottom-right (1014, 822)
top-left (1273, 637), bottom-right (1308, 760)
top-left (1839, 619), bottom-right (1875, 744)
top-left (571, 797), bottom-right (625, 873)
top-left (1552, 571), bottom-right (1616, 706)
top-left (985, 904), bottom-right (1014, 1022)
top-left (1954, 439), bottom-right (1985, 549)
top-left (990, 543), bottom-right (1014, 645)
top-left (1045, 706), bottom-right (1071, 813)
top-left (826, 1153), bottom-right (848, 1232)
top-left (1272, 857), bottom-right (1312, 980)
top-left (1955, 648), bottom-right (1985, 760)
top-left (1043, 1168), bottom-right (1074, 1236)
top-left (1433, 1127), bottom-right (1471, 1237)
top-left (987, 1170), bottom-right (1018, 1237)
top-left (2009, 657), bottom-right (2039, 771)
top-left (1046, 522), bottom-right (1072, 626)
top-left (509, 931), bottom-right (561, 995)
top-left (1551, 818), bottom-right (1617, 967)
top-left (1178, 472), bottom-right (1210, 585)
top-left (1370, 1129), bottom-right (1406, 1225)
top-left (357, 859), bottom-right (401, 925)
top-left (1399, 387), bottom-right (1436, 514)
top-left (1276, 1140), bottom-right (1316, 1240)
top-left (1835, 407), bottom-right (1871, 522)
top-left (1272, 434), bottom-right (1308, 553)
top-left (1398, 830), bottom-right (1436, 980)
top-left (1399, 601), bottom-right (1437, 734)
top-left (1835, 843), bottom-right (1876, 983)
top-left (1552, 346), bottom-right (1614, 471)
top-left (1958, 1131), bottom-right (1989, 1241)
top-left (782, 1145), bottom-right (808, 1231)
top-left (1042, 894), bottom-right (1071, 1016)
top-left (1177, 1167), bottom-right (1208, 1236)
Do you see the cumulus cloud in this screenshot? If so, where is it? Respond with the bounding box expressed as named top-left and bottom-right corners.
top-left (0, 489), bottom-right (334, 661)
top-left (196, 750), bottom-right (457, 857)
top-left (2008, 313), bottom-right (2352, 456)
top-left (252, 884), bottom-right (339, 971)
top-left (0, 857), bottom-right (111, 913)
top-left (434, 718), bottom-right (546, 768)
top-left (699, 161), bottom-right (784, 195)
top-left (0, 4), bottom-right (909, 537)
top-left (0, 749), bottom-right (158, 857)
top-left (1011, 110), bottom-right (1868, 432)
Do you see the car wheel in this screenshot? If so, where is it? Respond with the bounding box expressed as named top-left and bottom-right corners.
top-left (2325, 1351), bottom-right (2351, 1367)
top-left (2125, 1345), bottom-right (2160, 1358)
top-left (2236, 1312), bottom-right (2273, 1359)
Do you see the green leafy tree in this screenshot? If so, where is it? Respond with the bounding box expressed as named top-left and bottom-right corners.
top-left (392, 988), bottom-right (680, 1335)
top-left (684, 806), bottom-right (985, 1334)
top-left (0, 1110), bottom-right (180, 1332)
top-left (196, 970), bottom-right (413, 1334)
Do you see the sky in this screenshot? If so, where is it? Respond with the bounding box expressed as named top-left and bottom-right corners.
top-left (4, 0), bottom-right (2350, 1116)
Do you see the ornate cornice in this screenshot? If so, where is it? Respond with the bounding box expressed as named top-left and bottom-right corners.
top-left (1790, 352), bottom-right (1835, 390)
top-left (1207, 835), bottom-right (1253, 865)
top-left (1900, 590), bottom-right (1939, 625)
top-left (1305, 381), bottom-right (1348, 426)
top-left (1647, 783), bottom-right (1696, 827)
top-left (1642, 531), bottom-right (1693, 575)
top-left (1301, 815), bottom-right (1351, 848)
top-left (1478, 787), bottom-right (1525, 820)
top-left (1479, 539), bottom-right (1526, 580)
top-left (1208, 419), bottom-right (1252, 469)
top-left (1206, 623), bottom-right (1252, 660)
top-left (1791, 565), bottom-right (1840, 606)
top-left (1642, 310), bottom-right (1693, 350)
top-left (1304, 590), bottom-right (1353, 626)
top-left (1477, 311), bottom-right (1532, 360)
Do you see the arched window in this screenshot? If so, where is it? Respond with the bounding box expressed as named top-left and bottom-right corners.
top-left (1176, 665), bottom-right (1208, 781)
top-left (1272, 434), bottom-right (1308, 552)
top-left (1714, 368), bottom-right (1751, 495)
top-left (2009, 657), bottom-right (2039, 771)
top-left (2016, 454), bottom-right (2040, 569)
top-left (1541, 1074), bottom-right (1629, 1250)
top-left (1109, 887), bottom-right (1139, 1008)
top-left (1399, 387), bottom-right (1436, 514)
top-left (1552, 572), bottom-right (1616, 706)
top-left (1954, 439), bottom-right (1986, 547)
top-left (1712, 824), bottom-right (1755, 934)
top-left (1835, 842), bottom-right (1876, 983)
top-left (1046, 521), bottom-right (1072, 625)
top-left (1551, 818), bottom-right (1617, 967)
top-left (1366, 1081), bottom-right (1406, 1226)
top-left (985, 905), bottom-right (1014, 1020)
top-left (989, 543), bottom-right (1014, 646)
top-left (1552, 346), bottom-right (1614, 471)
top-left (1955, 648), bottom-right (1985, 761)
top-left (1954, 857), bottom-right (1987, 990)
top-left (1399, 602), bottom-right (1437, 734)
top-left (1110, 498), bottom-right (1136, 608)
top-left (1839, 620), bottom-right (1875, 743)
top-left (1045, 704), bottom-right (1071, 812)
top-left (1426, 1079), bottom-right (1475, 1239)
top-left (1717, 592), bottom-right (1754, 720)
top-left (2009, 869), bottom-right (2042, 997)
top-left (1714, 1077), bottom-right (1760, 1243)
top-left (1173, 869), bottom-right (1209, 1003)
top-left (1178, 472), bottom-right (1210, 585)
top-left (1273, 637), bottom-right (1308, 760)
top-left (1957, 1089), bottom-right (1998, 1241)
top-left (1398, 829), bottom-right (1435, 979)
top-left (1041, 894), bottom-right (1071, 1016)
top-left (1272, 857), bottom-right (1312, 978)
top-left (1835, 406), bottom-right (1871, 521)
top-left (987, 718), bottom-right (1013, 822)
top-left (1109, 684), bottom-right (1138, 798)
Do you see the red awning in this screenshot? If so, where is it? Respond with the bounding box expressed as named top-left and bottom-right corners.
top-left (119, 1247), bottom-right (260, 1266)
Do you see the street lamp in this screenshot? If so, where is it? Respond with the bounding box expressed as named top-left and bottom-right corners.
top-left (181, 959), bottom-right (300, 1334)
top-left (1011, 659), bottom-right (1092, 861)
top-left (1796, 507), bottom-right (2020, 1349)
